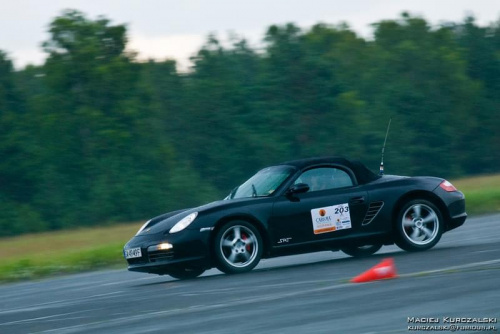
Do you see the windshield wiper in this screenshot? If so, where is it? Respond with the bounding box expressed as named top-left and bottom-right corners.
top-left (252, 184), bottom-right (257, 198)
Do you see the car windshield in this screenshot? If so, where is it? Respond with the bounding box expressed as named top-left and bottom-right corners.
top-left (228, 166), bottom-right (295, 199)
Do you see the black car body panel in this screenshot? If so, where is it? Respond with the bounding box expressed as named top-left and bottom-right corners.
top-left (124, 157), bottom-right (466, 276)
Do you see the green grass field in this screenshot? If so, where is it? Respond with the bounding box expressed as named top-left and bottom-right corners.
top-left (0, 173), bottom-right (499, 283)
top-left (452, 174), bottom-right (500, 215)
top-left (0, 223), bottom-right (141, 282)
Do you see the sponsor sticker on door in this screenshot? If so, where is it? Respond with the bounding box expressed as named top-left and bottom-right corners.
top-left (311, 203), bottom-right (351, 234)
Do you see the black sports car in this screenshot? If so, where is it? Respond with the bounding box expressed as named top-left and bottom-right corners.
top-left (124, 157), bottom-right (466, 279)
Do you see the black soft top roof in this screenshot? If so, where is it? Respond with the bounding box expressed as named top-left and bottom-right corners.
top-left (279, 156), bottom-right (380, 185)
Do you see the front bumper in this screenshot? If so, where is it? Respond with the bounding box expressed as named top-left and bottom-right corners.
top-left (124, 228), bottom-right (212, 274)
top-left (433, 187), bottom-right (467, 232)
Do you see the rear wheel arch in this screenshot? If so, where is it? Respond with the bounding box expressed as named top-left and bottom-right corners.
top-left (392, 190), bottom-right (449, 230)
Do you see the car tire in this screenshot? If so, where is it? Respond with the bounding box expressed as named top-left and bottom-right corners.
top-left (167, 266), bottom-right (205, 280)
top-left (214, 221), bottom-right (263, 274)
top-left (341, 244), bottom-right (382, 257)
top-left (395, 199), bottom-right (443, 252)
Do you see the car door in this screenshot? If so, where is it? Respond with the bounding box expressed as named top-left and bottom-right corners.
top-left (269, 166), bottom-right (368, 247)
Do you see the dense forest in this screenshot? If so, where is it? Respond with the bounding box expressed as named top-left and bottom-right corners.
top-left (0, 10), bottom-right (499, 236)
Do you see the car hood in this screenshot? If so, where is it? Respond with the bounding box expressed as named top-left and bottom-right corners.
top-left (136, 197), bottom-right (259, 236)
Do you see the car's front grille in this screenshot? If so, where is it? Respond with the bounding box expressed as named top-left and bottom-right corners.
top-left (127, 255), bottom-right (148, 265)
top-left (126, 248), bottom-right (175, 265)
top-left (362, 201), bottom-right (384, 225)
top-left (148, 250), bottom-right (175, 263)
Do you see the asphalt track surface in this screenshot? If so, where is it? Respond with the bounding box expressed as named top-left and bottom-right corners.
top-left (1, 214), bottom-right (499, 334)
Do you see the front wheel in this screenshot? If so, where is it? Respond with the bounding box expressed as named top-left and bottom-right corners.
top-left (341, 244), bottom-right (382, 257)
top-left (214, 221), bottom-right (263, 274)
top-left (395, 199), bottom-right (443, 252)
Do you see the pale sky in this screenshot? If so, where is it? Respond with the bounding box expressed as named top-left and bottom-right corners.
top-left (1, 0), bottom-right (499, 70)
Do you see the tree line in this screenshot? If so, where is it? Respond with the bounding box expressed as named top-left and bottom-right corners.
top-left (0, 10), bottom-right (499, 236)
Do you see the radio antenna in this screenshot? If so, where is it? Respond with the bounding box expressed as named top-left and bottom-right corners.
top-left (379, 118), bottom-right (392, 175)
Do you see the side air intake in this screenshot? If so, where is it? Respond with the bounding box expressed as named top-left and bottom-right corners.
top-left (362, 201), bottom-right (384, 225)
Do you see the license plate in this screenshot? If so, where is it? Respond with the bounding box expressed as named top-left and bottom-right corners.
top-left (124, 247), bottom-right (142, 259)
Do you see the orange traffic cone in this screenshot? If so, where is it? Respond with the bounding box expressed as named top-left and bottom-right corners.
top-left (350, 258), bottom-right (398, 283)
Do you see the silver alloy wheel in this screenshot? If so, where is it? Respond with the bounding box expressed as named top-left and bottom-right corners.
top-left (220, 225), bottom-right (258, 268)
top-left (402, 203), bottom-right (439, 245)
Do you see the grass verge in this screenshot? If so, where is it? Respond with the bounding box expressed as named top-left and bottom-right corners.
top-left (0, 173), bottom-right (499, 283)
top-left (452, 174), bottom-right (500, 215)
top-left (0, 243), bottom-right (125, 282)
top-left (0, 223), bottom-right (140, 283)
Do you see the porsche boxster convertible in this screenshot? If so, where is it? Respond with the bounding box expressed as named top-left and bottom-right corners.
top-left (124, 157), bottom-right (466, 279)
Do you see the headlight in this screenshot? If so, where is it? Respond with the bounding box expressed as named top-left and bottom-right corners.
top-left (136, 219), bottom-right (151, 235)
top-left (148, 243), bottom-right (173, 252)
top-left (169, 212), bottom-right (198, 233)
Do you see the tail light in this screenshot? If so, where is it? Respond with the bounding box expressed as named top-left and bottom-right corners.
top-left (439, 180), bottom-right (457, 192)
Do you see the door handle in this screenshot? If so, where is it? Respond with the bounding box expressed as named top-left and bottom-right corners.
top-left (350, 196), bottom-right (365, 204)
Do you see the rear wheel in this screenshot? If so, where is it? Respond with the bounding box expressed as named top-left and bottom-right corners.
top-left (214, 221), bottom-right (263, 274)
top-left (167, 266), bottom-right (205, 280)
top-left (395, 199), bottom-right (443, 252)
top-left (341, 244), bottom-right (382, 257)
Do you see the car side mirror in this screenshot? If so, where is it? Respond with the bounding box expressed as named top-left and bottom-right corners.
top-left (287, 183), bottom-right (310, 195)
